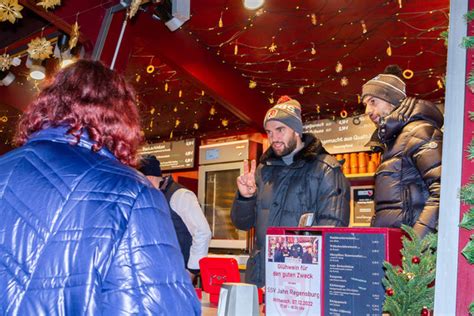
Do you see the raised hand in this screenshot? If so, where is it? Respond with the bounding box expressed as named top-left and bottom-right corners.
top-left (236, 160), bottom-right (257, 198)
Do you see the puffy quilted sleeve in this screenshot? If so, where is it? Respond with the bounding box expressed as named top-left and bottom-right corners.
top-left (100, 185), bottom-right (201, 315)
top-left (314, 156), bottom-right (351, 227)
top-left (408, 124), bottom-right (443, 238)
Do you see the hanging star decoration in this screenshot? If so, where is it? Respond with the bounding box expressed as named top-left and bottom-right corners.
top-left (0, 0), bottom-right (23, 24)
top-left (27, 37), bottom-right (53, 60)
top-left (221, 119), bottom-right (229, 127)
top-left (340, 76), bottom-right (349, 87)
top-left (335, 61), bottom-right (343, 73)
top-left (268, 41), bottom-right (277, 53)
top-left (249, 80), bottom-right (257, 89)
top-left (128, 0), bottom-right (142, 19)
top-left (209, 106), bottom-right (216, 115)
top-left (0, 53), bottom-right (13, 72)
top-left (69, 22), bottom-right (80, 49)
top-left (36, 0), bottom-right (61, 10)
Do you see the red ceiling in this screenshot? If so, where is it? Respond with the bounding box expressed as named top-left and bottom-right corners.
top-left (0, 0), bottom-right (449, 145)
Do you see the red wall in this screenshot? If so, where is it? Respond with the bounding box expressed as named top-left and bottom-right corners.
top-left (456, 1), bottom-right (474, 312)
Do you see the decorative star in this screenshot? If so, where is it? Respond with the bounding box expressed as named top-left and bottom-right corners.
top-left (0, 0), bottom-right (23, 24)
top-left (0, 53), bottom-right (12, 72)
top-left (340, 77), bottom-right (349, 87)
top-left (268, 42), bottom-right (277, 52)
top-left (36, 0), bottom-right (61, 10)
top-left (69, 22), bottom-right (80, 49)
top-left (27, 37), bottom-right (53, 60)
top-left (128, 0), bottom-right (142, 19)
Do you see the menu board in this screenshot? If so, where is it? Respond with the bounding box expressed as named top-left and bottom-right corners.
top-left (324, 233), bottom-right (385, 315)
top-left (303, 115), bottom-right (376, 154)
top-left (139, 139), bottom-right (195, 170)
top-left (266, 234), bottom-right (323, 315)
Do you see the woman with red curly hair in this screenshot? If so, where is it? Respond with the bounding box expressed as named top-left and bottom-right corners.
top-left (0, 60), bottom-right (200, 315)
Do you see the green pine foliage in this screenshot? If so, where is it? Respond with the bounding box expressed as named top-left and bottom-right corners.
top-left (460, 208), bottom-right (474, 230)
top-left (467, 139), bottom-right (474, 160)
top-left (461, 183), bottom-right (474, 205)
top-left (465, 9), bottom-right (474, 23)
top-left (461, 234), bottom-right (474, 264)
top-left (462, 36), bottom-right (474, 49)
top-left (382, 225), bottom-right (437, 316)
top-left (467, 71), bottom-right (474, 93)
top-left (440, 30), bottom-right (448, 47)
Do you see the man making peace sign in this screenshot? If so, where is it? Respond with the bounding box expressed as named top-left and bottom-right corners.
top-left (231, 96), bottom-right (350, 287)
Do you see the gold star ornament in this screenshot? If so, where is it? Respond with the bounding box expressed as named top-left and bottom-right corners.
top-left (0, 0), bottom-right (23, 24)
top-left (0, 53), bottom-right (13, 72)
top-left (36, 0), bottom-right (61, 10)
top-left (268, 42), bottom-right (277, 53)
top-left (69, 22), bottom-right (80, 49)
top-left (27, 37), bottom-right (53, 60)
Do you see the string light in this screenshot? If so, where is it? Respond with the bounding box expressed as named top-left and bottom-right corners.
top-left (386, 42), bottom-right (392, 56)
top-left (126, 3), bottom-right (448, 142)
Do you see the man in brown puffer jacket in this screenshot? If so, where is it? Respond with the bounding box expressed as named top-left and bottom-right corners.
top-left (362, 65), bottom-right (443, 238)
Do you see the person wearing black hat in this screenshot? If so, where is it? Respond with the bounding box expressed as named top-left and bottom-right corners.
top-left (362, 65), bottom-right (443, 238)
top-left (139, 155), bottom-right (211, 281)
top-left (231, 95), bottom-right (350, 288)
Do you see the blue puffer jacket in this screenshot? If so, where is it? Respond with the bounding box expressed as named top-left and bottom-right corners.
top-left (0, 127), bottom-right (201, 315)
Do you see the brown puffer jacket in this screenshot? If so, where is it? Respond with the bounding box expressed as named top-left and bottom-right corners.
top-left (371, 97), bottom-right (443, 238)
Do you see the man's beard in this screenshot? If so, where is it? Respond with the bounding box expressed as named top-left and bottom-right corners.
top-left (272, 134), bottom-right (298, 157)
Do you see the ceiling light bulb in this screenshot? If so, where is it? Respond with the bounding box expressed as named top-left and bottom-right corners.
top-left (243, 0), bottom-right (264, 10)
top-left (30, 64), bottom-right (46, 80)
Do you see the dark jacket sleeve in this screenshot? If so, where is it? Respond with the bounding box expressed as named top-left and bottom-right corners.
top-left (230, 192), bottom-right (257, 231)
top-left (408, 127), bottom-right (443, 237)
top-left (314, 156), bottom-right (351, 227)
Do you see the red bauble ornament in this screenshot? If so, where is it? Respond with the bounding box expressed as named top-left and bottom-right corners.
top-left (397, 268), bottom-right (403, 274)
top-left (412, 256), bottom-right (420, 264)
top-left (421, 307), bottom-right (429, 316)
top-left (386, 288), bottom-right (394, 296)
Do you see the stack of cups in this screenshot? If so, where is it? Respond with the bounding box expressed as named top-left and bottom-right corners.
top-left (350, 153), bottom-right (358, 174)
top-left (342, 153), bottom-right (350, 174)
top-left (358, 152), bottom-right (368, 174)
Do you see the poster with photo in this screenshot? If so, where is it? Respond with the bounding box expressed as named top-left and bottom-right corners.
top-left (266, 234), bottom-right (322, 315)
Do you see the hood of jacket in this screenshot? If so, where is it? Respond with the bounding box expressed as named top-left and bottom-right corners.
top-left (260, 133), bottom-right (327, 165)
top-left (379, 98), bottom-right (444, 143)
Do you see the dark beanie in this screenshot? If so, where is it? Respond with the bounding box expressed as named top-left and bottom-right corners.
top-left (139, 155), bottom-right (162, 177)
top-left (361, 65), bottom-right (407, 106)
top-left (263, 96), bottom-right (303, 135)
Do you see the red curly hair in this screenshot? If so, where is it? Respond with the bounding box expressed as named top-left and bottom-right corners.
top-left (14, 59), bottom-right (142, 167)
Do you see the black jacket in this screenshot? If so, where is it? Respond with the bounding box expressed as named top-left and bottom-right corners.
top-left (371, 97), bottom-right (443, 238)
top-left (231, 133), bottom-right (350, 287)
